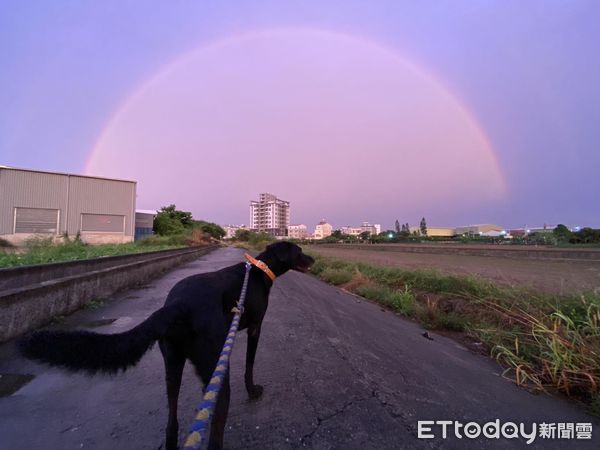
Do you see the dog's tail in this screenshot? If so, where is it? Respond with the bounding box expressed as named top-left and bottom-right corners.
top-left (19, 305), bottom-right (180, 374)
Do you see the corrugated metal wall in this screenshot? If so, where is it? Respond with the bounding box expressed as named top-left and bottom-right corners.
top-left (67, 176), bottom-right (135, 236)
top-left (0, 169), bottom-right (68, 234)
top-left (0, 168), bottom-right (136, 237)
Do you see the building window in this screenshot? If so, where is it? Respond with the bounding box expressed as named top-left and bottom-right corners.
top-left (81, 214), bottom-right (125, 233)
top-left (14, 207), bottom-right (59, 234)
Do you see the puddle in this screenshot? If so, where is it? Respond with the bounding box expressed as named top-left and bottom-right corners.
top-left (0, 373), bottom-right (35, 397)
top-left (86, 318), bottom-right (117, 327)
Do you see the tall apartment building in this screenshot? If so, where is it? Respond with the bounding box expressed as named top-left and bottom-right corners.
top-left (250, 193), bottom-right (290, 237)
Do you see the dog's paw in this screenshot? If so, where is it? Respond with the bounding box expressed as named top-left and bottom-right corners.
top-left (247, 384), bottom-right (264, 400)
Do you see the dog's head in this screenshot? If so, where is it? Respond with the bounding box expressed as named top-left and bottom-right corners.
top-left (259, 241), bottom-right (315, 276)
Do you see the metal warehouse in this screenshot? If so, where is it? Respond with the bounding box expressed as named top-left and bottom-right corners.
top-left (0, 166), bottom-right (136, 245)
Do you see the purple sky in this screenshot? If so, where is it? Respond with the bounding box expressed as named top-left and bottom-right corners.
top-left (1, 1), bottom-right (599, 230)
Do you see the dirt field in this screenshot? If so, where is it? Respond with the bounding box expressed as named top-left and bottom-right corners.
top-left (307, 245), bottom-right (600, 295)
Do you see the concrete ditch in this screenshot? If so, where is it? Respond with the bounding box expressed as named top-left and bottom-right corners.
top-left (0, 245), bottom-right (218, 342)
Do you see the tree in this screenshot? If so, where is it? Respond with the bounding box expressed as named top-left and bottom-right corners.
top-left (553, 224), bottom-right (572, 242)
top-left (153, 214), bottom-right (185, 236)
top-left (153, 204), bottom-right (194, 236)
top-left (395, 220), bottom-right (400, 234)
top-left (235, 229), bottom-right (251, 241)
top-left (569, 227), bottom-right (600, 244)
top-left (331, 229), bottom-right (343, 240)
top-left (161, 204), bottom-right (193, 227)
top-left (359, 231), bottom-right (371, 241)
top-left (153, 205), bottom-right (191, 236)
top-left (193, 220), bottom-right (225, 239)
top-left (380, 230), bottom-right (397, 241)
top-left (399, 223), bottom-right (410, 237)
top-left (420, 217), bottom-right (428, 236)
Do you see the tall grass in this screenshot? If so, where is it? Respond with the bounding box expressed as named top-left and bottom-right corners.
top-left (306, 250), bottom-right (600, 406)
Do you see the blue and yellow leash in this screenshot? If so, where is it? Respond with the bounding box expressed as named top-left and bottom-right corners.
top-left (183, 254), bottom-right (275, 449)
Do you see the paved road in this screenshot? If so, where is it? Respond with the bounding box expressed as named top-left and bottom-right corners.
top-left (0, 247), bottom-right (598, 449)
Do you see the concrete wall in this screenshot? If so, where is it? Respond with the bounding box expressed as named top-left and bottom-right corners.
top-left (0, 247), bottom-right (201, 291)
top-left (0, 245), bottom-right (218, 342)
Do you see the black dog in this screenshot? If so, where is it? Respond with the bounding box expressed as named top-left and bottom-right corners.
top-left (19, 241), bottom-right (314, 449)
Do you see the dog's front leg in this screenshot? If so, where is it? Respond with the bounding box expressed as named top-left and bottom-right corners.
top-left (245, 325), bottom-right (263, 399)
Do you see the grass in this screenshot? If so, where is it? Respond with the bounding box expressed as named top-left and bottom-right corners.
top-left (321, 268), bottom-right (354, 285)
top-left (85, 298), bottom-right (105, 310)
top-left (0, 235), bottom-right (190, 269)
top-left (556, 242), bottom-right (600, 248)
top-left (305, 249), bottom-right (600, 409)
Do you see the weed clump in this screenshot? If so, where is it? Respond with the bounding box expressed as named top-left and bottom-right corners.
top-left (320, 268), bottom-right (354, 285)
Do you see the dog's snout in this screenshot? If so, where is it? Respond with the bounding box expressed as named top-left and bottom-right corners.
top-left (300, 254), bottom-right (315, 269)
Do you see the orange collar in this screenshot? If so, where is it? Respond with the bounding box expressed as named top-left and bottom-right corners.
top-left (244, 253), bottom-right (276, 282)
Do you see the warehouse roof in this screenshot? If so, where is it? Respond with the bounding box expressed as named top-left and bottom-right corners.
top-left (0, 165), bottom-right (136, 184)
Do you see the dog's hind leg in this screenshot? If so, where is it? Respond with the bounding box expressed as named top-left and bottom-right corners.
top-left (208, 372), bottom-right (230, 450)
top-left (188, 343), bottom-right (229, 450)
top-left (160, 338), bottom-right (186, 450)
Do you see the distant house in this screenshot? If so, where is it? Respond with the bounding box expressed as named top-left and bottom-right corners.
top-left (314, 220), bottom-right (333, 239)
top-left (508, 229), bottom-right (527, 237)
top-left (223, 224), bottom-right (247, 239)
top-left (454, 224), bottom-right (504, 236)
top-left (527, 225), bottom-right (555, 234)
top-left (288, 224), bottom-right (308, 239)
top-left (360, 222), bottom-right (381, 235)
top-left (340, 222), bottom-right (381, 236)
top-left (340, 226), bottom-right (362, 236)
top-left (135, 209), bottom-right (157, 240)
top-left (408, 226), bottom-right (456, 237)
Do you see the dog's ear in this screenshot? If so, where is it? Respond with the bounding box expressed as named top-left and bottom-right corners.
top-left (268, 242), bottom-right (296, 263)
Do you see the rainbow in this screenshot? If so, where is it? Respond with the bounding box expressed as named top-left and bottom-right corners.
top-left (84, 28), bottom-right (507, 218)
